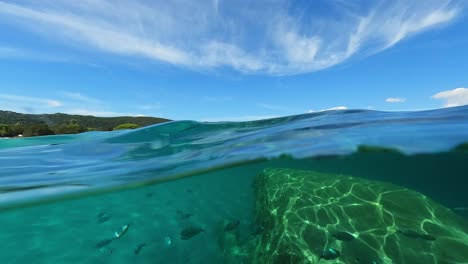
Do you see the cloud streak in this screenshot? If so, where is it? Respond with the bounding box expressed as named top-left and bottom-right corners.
top-left (0, 0), bottom-right (461, 75)
top-left (200, 96), bottom-right (233, 103)
top-left (201, 115), bottom-right (280, 122)
top-left (385, 97), bottom-right (406, 103)
top-left (0, 46), bottom-right (23, 58)
top-left (0, 93), bottom-right (146, 117)
top-left (65, 109), bottom-right (140, 117)
top-left (0, 45), bottom-right (70, 62)
top-left (257, 103), bottom-right (289, 111)
top-left (138, 103), bottom-right (162, 110)
top-left (0, 94), bottom-right (62, 107)
top-left (62, 92), bottom-right (100, 104)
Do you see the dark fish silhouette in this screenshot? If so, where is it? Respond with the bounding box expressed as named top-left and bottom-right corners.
top-left (250, 225), bottom-right (265, 236)
top-left (97, 212), bottom-right (112, 224)
top-left (320, 248), bottom-right (340, 260)
top-left (134, 243), bottom-right (146, 255)
top-left (397, 229), bottom-right (436, 241)
top-left (224, 220), bottom-right (240, 232)
top-left (332, 231), bottom-right (356, 241)
top-left (176, 210), bottom-right (193, 220)
top-left (180, 226), bottom-right (204, 240)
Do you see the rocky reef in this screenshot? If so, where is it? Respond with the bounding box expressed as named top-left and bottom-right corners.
top-left (223, 168), bottom-right (468, 264)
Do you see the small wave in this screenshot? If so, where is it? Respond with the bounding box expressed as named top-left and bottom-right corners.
top-left (0, 106), bottom-right (467, 208)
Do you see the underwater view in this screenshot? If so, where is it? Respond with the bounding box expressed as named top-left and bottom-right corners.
top-left (1, 106), bottom-right (468, 264)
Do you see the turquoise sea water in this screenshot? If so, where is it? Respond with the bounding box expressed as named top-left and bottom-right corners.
top-left (1, 107), bottom-right (468, 263)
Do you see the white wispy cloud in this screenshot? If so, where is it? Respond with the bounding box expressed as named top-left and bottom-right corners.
top-left (307, 106), bottom-right (348, 113)
top-left (65, 109), bottom-right (141, 117)
top-left (138, 103), bottom-right (162, 110)
top-left (201, 115), bottom-right (280, 122)
top-left (62, 92), bottom-right (100, 104)
top-left (0, 93), bottom-right (147, 117)
top-left (257, 103), bottom-right (289, 111)
top-left (432, 87), bottom-right (468, 107)
top-left (0, 0), bottom-right (461, 75)
top-left (0, 93), bottom-right (62, 107)
top-left (0, 45), bottom-right (69, 62)
top-left (385, 97), bottom-right (407, 103)
top-left (200, 96), bottom-right (233, 102)
top-left (0, 46), bottom-right (22, 58)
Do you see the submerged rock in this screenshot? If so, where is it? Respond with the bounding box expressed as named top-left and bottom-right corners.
top-left (224, 168), bottom-right (468, 264)
top-left (180, 226), bottom-right (204, 240)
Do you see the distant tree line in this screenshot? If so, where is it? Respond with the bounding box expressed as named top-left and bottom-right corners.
top-left (0, 110), bottom-right (169, 137)
top-left (0, 123), bottom-right (54, 137)
top-left (0, 120), bottom-right (142, 137)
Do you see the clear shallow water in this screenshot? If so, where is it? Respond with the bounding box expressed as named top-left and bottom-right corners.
top-left (0, 107), bottom-right (468, 263)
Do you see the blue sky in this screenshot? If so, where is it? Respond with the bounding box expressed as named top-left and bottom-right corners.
top-left (0, 0), bottom-right (467, 121)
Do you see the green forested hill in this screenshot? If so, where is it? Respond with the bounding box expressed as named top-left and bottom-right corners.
top-left (0, 110), bottom-right (170, 137)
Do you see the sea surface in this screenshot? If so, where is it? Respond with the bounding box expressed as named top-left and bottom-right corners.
top-left (0, 107), bottom-right (468, 263)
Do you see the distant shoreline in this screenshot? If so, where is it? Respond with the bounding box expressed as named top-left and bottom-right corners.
top-left (0, 110), bottom-right (170, 138)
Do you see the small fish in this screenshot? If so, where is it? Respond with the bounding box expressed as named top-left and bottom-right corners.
top-left (320, 248), bottom-right (340, 260)
top-left (186, 189), bottom-right (193, 193)
top-left (145, 192), bottom-right (154, 198)
top-left (250, 225), bottom-right (264, 236)
top-left (181, 213), bottom-right (193, 220)
top-left (114, 224), bottom-right (130, 239)
top-left (180, 226), bottom-right (205, 240)
top-left (97, 212), bottom-right (112, 224)
top-left (95, 238), bottom-right (114, 249)
top-left (397, 229), bottom-right (436, 241)
top-left (134, 243), bottom-right (146, 255)
top-left (99, 248), bottom-right (113, 254)
top-left (176, 210), bottom-right (193, 220)
top-left (332, 231), bottom-right (356, 242)
top-left (164, 236), bottom-right (172, 246)
top-left (224, 220), bottom-right (240, 232)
